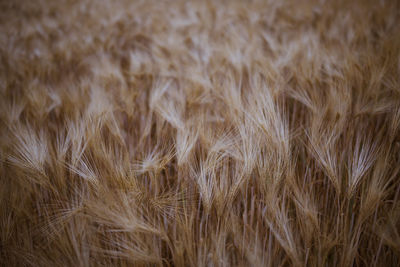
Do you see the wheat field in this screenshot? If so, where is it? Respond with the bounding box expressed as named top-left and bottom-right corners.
top-left (1, 0), bottom-right (400, 266)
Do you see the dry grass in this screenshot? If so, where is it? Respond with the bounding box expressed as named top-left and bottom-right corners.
top-left (1, 0), bottom-right (400, 266)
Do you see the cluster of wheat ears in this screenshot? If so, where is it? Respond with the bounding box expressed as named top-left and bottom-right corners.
top-left (1, 0), bottom-right (400, 266)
